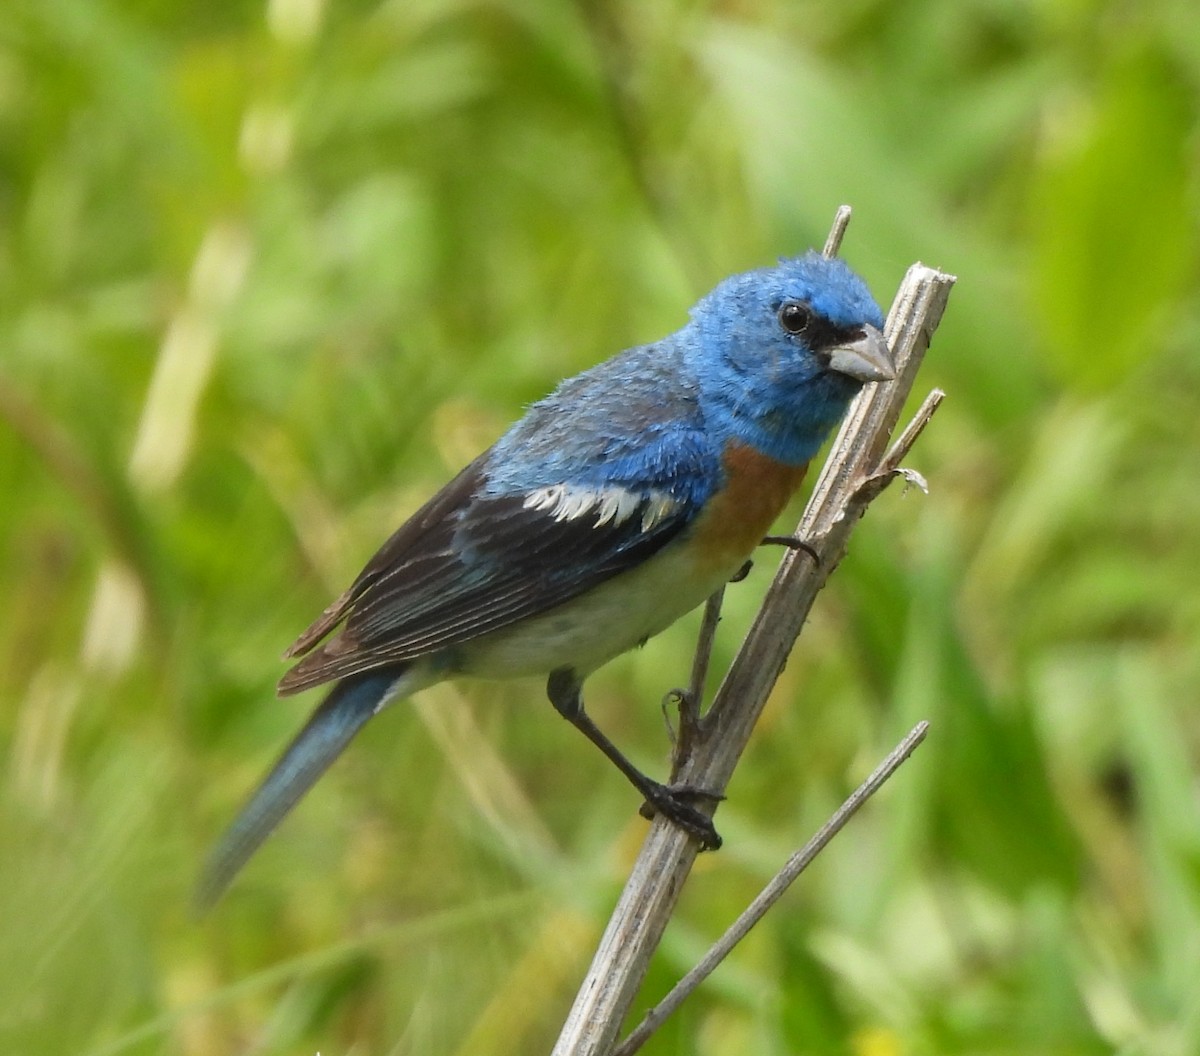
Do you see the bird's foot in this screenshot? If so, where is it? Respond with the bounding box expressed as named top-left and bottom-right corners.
top-left (638, 782), bottom-right (724, 850)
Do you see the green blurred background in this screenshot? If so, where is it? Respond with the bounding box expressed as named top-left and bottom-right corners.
top-left (3, 0), bottom-right (1198, 1053)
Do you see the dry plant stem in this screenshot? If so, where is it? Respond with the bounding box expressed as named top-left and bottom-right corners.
top-left (614, 720), bottom-right (931, 1056)
top-left (551, 257), bottom-right (955, 1056)
top-left (822, 205), bottom-right (852, 257)
top-left (882, 388), bottom-right (945, 470)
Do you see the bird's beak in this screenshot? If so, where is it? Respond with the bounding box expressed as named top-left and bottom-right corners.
top-left (827, 324), bottom-right (895, 383)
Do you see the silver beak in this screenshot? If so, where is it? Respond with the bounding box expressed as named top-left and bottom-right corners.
top-left (827, 324), bottom-right (894, 383)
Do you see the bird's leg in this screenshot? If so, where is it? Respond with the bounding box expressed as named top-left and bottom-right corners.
top-left (761, 534), bottom-right (821, 566)
top-left (546, 668), bottom-right (722, 850)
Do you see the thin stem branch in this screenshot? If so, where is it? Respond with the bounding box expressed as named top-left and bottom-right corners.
top-left (613, 721), bottom-right (930, 1056)
top-left (881, 388), bottom-right (945, 471)
top-left (822, 205), bottom-right (852, 257)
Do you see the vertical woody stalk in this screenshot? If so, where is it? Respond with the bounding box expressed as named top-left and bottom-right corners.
top-left (552, 231), bottom-right (956, 1055)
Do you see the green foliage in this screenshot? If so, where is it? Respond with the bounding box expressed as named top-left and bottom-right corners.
top-left (2, 0), bottom-right (1198, 1052)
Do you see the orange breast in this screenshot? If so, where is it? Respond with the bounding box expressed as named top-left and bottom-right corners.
top-left (689, 443), bottom-right (809, 570)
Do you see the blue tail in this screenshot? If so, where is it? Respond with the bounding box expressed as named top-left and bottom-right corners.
top-left (196, 668), bottom-right (403, 911)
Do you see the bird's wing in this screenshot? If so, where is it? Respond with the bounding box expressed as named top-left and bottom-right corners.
top-left (278, 446), bottom-right (714, 695)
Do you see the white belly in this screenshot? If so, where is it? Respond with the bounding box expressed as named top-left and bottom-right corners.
top-left (454, 540), bottom-right (743, 679)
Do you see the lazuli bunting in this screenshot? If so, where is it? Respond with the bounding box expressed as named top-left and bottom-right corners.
top-left (199, 250), bottom-right (892, 907)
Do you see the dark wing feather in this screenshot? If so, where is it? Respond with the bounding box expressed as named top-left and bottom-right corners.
top-left (283, 455), bottom-right (490, 659)
top-left (278, 455), bottom-right (697, 695)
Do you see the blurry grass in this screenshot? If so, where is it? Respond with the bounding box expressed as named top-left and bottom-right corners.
top-left (2, 0), bottom-right (1200, 1053)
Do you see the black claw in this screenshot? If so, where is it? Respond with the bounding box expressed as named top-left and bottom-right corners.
top-left (729, 559), bottom-right (753, 583)
top-left (668, 783), bottom-right (727, 807)
top-left (761, 534), bottom-right (821, 566)
top-left (638, 782), bottom-right (723, 850)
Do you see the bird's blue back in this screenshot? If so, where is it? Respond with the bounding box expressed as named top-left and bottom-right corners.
top-left (487, 340), bottom-right (721, 511)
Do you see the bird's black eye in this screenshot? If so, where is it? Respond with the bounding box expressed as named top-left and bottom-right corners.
top-left (778, 301), bottom-right (811, 335)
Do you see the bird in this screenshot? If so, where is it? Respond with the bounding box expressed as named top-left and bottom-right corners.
top-left (197, 250), bottom-right (893, 908)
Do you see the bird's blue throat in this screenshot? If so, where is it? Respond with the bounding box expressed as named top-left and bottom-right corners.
top-left (698, 369), bottom-right (862, 467)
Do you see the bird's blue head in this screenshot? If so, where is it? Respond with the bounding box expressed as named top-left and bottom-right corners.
top-left (682, 251), bottom-right (892, 466)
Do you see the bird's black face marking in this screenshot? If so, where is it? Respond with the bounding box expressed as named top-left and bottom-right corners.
top-left (777, 300), bottom-right (812, 335)
top-left (775, 298), bottom-right (871, 372)
top-left (812, 322), bottom-right (870, 369)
